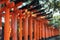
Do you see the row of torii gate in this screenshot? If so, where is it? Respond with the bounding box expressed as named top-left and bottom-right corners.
top-left (0, 0), bottom-right (59, 40)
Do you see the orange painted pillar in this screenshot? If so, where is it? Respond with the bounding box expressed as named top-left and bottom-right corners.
top-left (39, 19), bottom-right (45, 39)
top-left (24, 13), bottom-right (28, 40)
top-left (53, 28), bottom-right (55, 36)
top-left (57, 29), bottom-right (59, 36)
top-left (38, 21), bottom-right (40, 40)
top-left (48, 27), bottom-right (51, 38)
top-left (29, 14), bottom-right (33, 40)
top-left (54, 29), bottom-right (56, 36)
top-left (41, 21), bottom-right (45, 38)
top-left (4, 8), bottom-right (11, 40)
top-left (49, 27), bottom-right (52, 37)
top-left (39, 21), bottom-right (42, 39)
top-left (45, 26), bottom-right (49, 38)
top-left (44, 20), bottom-right (49, 38)
top-left (33, 19), bottom-right (36, 40)
top-left (19, 10), bottom-right (23, 40)
top-left (36, 20), bottom-right (39, 40)
top-left (54, 29), bottom-right (59, 36)
top-left (51, 27), bottom-right (54, 37)
top-left (56, 29), bottom-right (58, 36)
top-left (50, 27), bottom-right (53, 37)
top-left (55, 29), bottom-right (58, 36)
top-left (11, 12), bottom-right (17, 40)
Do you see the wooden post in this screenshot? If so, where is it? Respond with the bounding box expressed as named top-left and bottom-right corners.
top-left (51, 27), bottom-right (54, 37)
top-left (48, 26), bottom-right (52, 37)
top-left (33, 19), bottom-right (36, 40)
top-left (24, 10), bottom-right (29, 40)
top-left (29, 13), bottom-right (33, 40)
top-left (4, 8), bottom-right (10, 40)
top-left (44, 20), bottom-right (49, 39)
top-left (11, 12), bottom-right (17, 40)
top-left (41, 20), bottom-right (45, 39)
top-left (24, 16), bottom-right (28, 40)
top-left (19, 10), bottom-right (23, 40)
top-left (39, 20), bottom-right (42, 40)
top-left (36, 20), bottom-right (39, 40)
top-left (45, 25), bottom-right (49, 38)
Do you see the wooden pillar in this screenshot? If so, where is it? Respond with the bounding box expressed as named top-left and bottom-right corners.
top-left (41, 21), bottom-right (45, 39)
top-left (38, 21), bottom-right (40, 39)
top-left (54, 28), bottom-right (57, 36)
top-left (36, 20), bottom-right (39, 40)
top-left (53, 28), bottom-right (55, 36)
top-left (44, 20), bottom-right (49, 38)
top-left (39, 21), bottom-right (42, 39)
top-left (4, 8), bottom-right (10, 40)
top-left (51, 27), bottom-right (54, 37)
top-left (54, 29), bottom-right (56, 36)
top-left (24, 13), bottom-right (28, 40)
top-left (19, 10), bottom-right (23, 40)
top-left (11, 12), bottom-right (17, 40)
top-left (56, 29), bottom-right (58, 36)
top-left (48, 27), bottom-right (51, 38)
top-left (45, 25), bottom-right (49, 38)
top-left (29, 14), bottom-right (33, 40)
top-left (33, 19), bottom-right (36, 40)
top-left (47, 24), bottom-right (50, 38)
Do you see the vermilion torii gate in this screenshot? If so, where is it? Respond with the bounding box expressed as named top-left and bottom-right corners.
top-left (0, 0), bottom-right (59, 40)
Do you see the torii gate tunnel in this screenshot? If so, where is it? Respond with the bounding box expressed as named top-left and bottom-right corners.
top-left (0, 0), bottom-right (59, 40)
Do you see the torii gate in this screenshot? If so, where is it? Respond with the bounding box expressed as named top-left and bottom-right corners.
top-left (0, 0), bottom-right (60, 40)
